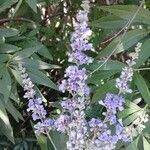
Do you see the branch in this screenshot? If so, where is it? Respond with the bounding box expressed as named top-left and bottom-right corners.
top-left (0, 17), bottom-right (35, 25)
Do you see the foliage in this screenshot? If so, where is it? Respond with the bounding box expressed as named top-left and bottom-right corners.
top-left (0, 0), bottom-right (150, 149)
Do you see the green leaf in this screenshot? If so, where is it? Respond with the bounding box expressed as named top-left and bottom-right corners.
top-left (5, 100), bottom-right (24, 122)
top-left (0, 67), bottom-right (11, 102)
top-left (143, 118), bottom-right (150, 134)
top-left (134, 38), bottom-right (150, 68)
top-left (126, 136), bottom-right (139, 150)
top-left (25, 0), bottom-right (37, 13)
top-left (0, 96), bottom-right (14, 143)
top-left (36, 135), bottom-right (48, 150)
top-left (10, 68), bottom-right (22, 86)
top-left (0, 36), bottom-right (5, 44)
top-left (125, 100), bottom-right (141, 110)
top-left (38, 46), bottom-right (53, 61)
top-left (0, 0), bottom-right (18, 13)
top-left (13, 0), bottom-right (23, 15)
top-left (91, 15), bottom-right (127, 29)
top-left (134, 72), bottom-right (150, 105)
top-left (0, 28), bottom-right (19, 37)
top-left (20, 59), bottom-right (60, 70)
top-left (87, 70), bottom-right (118, 84)
top-left (0, 54), bottom-right (9, 63)
top-left (48, 131), bottom-right (67, 150)
top-left (17, 40), bottom-right (53, 60)
top-left (34, 86), bottom-right (47, 103)
top-left (92, 79), bottom-right (117, 103)
top-left (118, 108), bottom-right (140, 119)
top-left (0, 44), bottom-right (20, 53)
top-left (98, 29), bottom-right (148, 58)
top-left (0, 63), bottom-right (5, 77)
top-left (12, 45), bottom-right (43, 60)
top-left (123, 110), bottom-right (143, 126)
top-left (98, 5), bottom-right (150, 25)
top-left (28, 68), bottom-right (58, 90)
top-left (143, 136), bottom-right (150, 150)
top-left (86, 60), bottom-right (126, 71)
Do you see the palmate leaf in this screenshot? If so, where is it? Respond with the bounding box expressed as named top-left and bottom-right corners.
top-left (13, 0), bottom-right (23, 15)
top-left (125, 100), bottom-right (141, 110)
top-left (38, 45), bottom-right (53, 61)
top-left (118, 100), bottom-right (142, 120)
top-left (123, 110), bottom-right (144, 126)
top-left (118, 100), bottom-right (144, 126)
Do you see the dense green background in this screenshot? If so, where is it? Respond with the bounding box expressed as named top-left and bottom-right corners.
top-left (0, 0), bottom-right (150, 149)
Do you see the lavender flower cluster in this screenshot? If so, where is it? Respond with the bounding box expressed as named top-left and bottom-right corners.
top-left (18, 64), bottom-right (54, 135)
top-left (68, 0), bottom-right (93, 65)
top-left (18, 0), bottom-right (144, 149)
top-left (87, 93), bottom-right (129, 150)
top-left (57, 0), bottom-right (131, 149)
top-left (57, 1), bottom-right (93, 149)
top-left (116, 43), bottom-right (142, 94)
top-left (100, 93), bottom-right (125, 125)
top-left (59, 65), bottom-right (90, 96)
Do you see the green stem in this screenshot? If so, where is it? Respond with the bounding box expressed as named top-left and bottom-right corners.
top-left (135, 68), bottom-right (150, 71)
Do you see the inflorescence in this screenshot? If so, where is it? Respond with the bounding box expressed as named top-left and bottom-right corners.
top-left (18, 0), bottom-right (147, 149)
top-left (18, 64), bottom-right (54, 135)
top-left (116, 43), bottom-right (142, 94)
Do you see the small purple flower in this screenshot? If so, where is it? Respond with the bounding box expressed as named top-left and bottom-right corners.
top-left (101, 93), bottom-right (125, 113)
top-left (34, 122), bottom-right (44, 135)
top-left (89, 118), bottom-right (105, 131)
top-left (59, 65), bottom-right (90, 95)
top-left (68, 51), bottom-right (93, 65)
top-left (68, 3), bottom-right (93, 66)
top-left (55, 115), bottom-right (71, 133)
top-left (60, 96), bottom-right (86, 113)
top-left (43, 118), bottom-right (54, 128)
top-left (34, 119), bottom-right (54, 135)
top-left (103, 111), bottom-right (117, 124)
top-left (116, 66), bottom-right (133, 94)
top-left (27, 98), bottom-right (47, 121)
